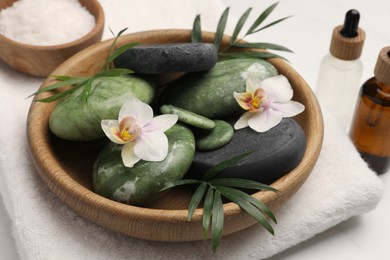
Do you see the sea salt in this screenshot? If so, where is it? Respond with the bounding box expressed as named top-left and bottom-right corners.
top-left (0, 0), bottom-right (95, 46)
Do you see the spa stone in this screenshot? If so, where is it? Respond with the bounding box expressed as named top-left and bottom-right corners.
top-left (189, 118), bottom-right (307, 184)
top-left (160, 104), bottom-right (215, 130)
top-left (161, 59), bottom-right (278, 118)
top-left (114, 43), bottom-right (217, 73)
top-left (195, 120), bottom-right (234, 151)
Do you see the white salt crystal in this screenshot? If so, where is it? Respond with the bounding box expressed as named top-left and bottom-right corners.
top-left (0, 0), bottom-right (96, 46)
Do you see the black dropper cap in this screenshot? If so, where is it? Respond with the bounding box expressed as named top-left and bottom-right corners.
top-left (340, 9), bottom-right (360, 38)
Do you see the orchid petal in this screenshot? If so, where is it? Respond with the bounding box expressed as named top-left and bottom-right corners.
top-left (261, 75), bottom-right (293, 103)
top-left (119, 97), bottom-right (153, 126)
top-left (143, 114), bottom-right (178, 133)
top-left (101, 120), bottom-right (124, 144)
top-left (271, 101), bottom-right (305, 117)
top-left (246, 74), bottom-right (263, 93)
top-left (122, 142), bottom-right (141, 167)
top-left (248, 109), bottom-right (283, 132)
top-left (233, 92), bottom-right (252, 110)
top-left (135, 131), bottom-right (169, 162)
top-left (234, 112), bottom-right (253, 130)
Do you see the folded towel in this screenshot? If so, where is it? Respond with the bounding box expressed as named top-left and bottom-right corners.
top-left (0, 0), bottom-right (383, 259)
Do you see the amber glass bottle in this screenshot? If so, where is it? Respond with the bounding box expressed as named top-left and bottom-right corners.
top-left (349, 46), bottom-right (390, 174)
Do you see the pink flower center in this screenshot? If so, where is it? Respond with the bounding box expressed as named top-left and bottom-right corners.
top-left (247, 88), bottom-right (267, 112)
top-left (112, 116), bottom-right (141, 143)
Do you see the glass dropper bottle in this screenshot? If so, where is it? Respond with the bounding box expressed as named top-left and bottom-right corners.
top-left (316, 9), bottom-right (366, 131)
top-left (349, 46), bottom-right (390, 174)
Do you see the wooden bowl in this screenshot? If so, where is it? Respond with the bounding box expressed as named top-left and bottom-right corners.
top-left (27, 29), bottom-right (324, 242)
top-left (0, 0), bottom-right (104, 77)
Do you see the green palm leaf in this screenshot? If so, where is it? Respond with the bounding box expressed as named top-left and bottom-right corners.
top-left (220, 51), bottom-right (287, 61)
top-left (209, 178), bottom-right (278, 193)
top-left (191, 14), bottom-right (202, 43)
top-left (202, 151), bottom-right (253, 181)
top-left (216, 186), bottom-right (274, 234)
top-left (94, 68), bottom-right (133, 78)
top-left (102, 42), bottom-right (139, 69)
top-left (215, 185), bottom-right (276, 223)
top-left (35, 87), bottom-right (78, 103)
top-left (229, 7), bottom-right (252, 45)
top-left (82, 79), bottom-right (93, 102)
top-left (202, 186), bottom-right (214, 239)
top-left (245, 2), bottom-right (279, 36)
top-left (232, 42), bottom-right (292, 52)
top-left (160, 179), bottom-right (203, 191)
top-left (187, 182), bottom-right (208, 221)
top-left (29, 76), bottom-right (89, 98)
top-left (214, 7), bottom-right (230, 51)
top-left (103, 27), bottom-right (128, 70)
top-left (211, 190), bottom-right (224, 252)
top-left (251, 16), bottom-right (291, 33)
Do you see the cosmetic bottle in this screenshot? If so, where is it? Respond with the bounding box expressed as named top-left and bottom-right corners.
top-left (316, 9), bottom-right (366, 130)
top-left (349, 46), bottom-right (390, 174)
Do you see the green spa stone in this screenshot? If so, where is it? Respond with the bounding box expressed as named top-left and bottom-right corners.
top-left (195, 120), bottom-right (234, 151)
top-left (92, 124), bottom-right (195, 206)
top-left (160, 104), bottom-right (215, 129)
top-left (161, 58), bottom-right (278, 118)
top-left (49, 75), bottom-right (155, 141)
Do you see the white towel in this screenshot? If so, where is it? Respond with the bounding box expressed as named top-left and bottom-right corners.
top-left (0, 0), bottom-right (383, 259)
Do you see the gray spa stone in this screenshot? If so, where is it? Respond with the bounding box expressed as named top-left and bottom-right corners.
top-left (188, 118), bottom-right (307, 184)
top-left (114, 43), bottom-right (217, 74)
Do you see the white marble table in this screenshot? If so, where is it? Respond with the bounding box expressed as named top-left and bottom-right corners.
top-left (1, 0), bottom-right (389, 259)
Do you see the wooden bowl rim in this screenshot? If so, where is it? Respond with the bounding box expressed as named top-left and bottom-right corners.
top-left (27, 29), bottom-right (324, 234)
top-left (0, 0), bottom-right (105, 50)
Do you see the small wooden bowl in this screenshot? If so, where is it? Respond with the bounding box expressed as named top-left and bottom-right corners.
top-left (27, 30), bottom-right (324, 242)
top-left (0, 0), bottom-right (104, 77)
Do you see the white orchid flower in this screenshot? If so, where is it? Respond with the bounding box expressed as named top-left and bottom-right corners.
top-left (233, 75), bottom-right (305, 132)
top-left (101, 97), bottom-right (178, 168)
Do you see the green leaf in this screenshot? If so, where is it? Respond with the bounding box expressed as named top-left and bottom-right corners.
top-left (102, 42), bottom-right (139, 69)
top-left (232, 42), bottom-right (293, 52)
top-left (229, 7), bottom-right (252, 45)
top-left (208, 178), bottom-right (279, 193)
top-left (202, 151), bottom-right (253, 181)
top-left (191, 14), bottom-right (202, 43)
top-left (216, 185), bottom-right (276, 223)
top-left (216, 186), bottom-right (274, 234)
top-left (35, 87), bottom-right (78, 102)
top-left (160, 179), bottom-right (203, 192)
top-left (214, 7), bottom-right (230, 51)
top-left (187, 182), bottom-right (208, 221)
top-left (211, 190), bottom-right (224, 252)
top-left (220, 51), bottom-right (287, 61)
top-left (94, 68), bottom-right (133, 78)
top-left (245, 2), bottom-right (278, 36)
top-left (103, 27), bottom-right (128, 70)
top-left (29, 76), bottom-right (89, 98)
top-left (82, 79), bottom-right (93, 102)
top-left (202, 186), bottom-right (214, 239)
top-left (251, 16), bottom-right (291, 33)
top-left (52, 75), bottom-right (73, 81)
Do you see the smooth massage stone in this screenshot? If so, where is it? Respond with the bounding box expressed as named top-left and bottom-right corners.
top-left (195, 120), bottom-right (234, 151)
top-left (189, 118), bottom-right (307, 184)
top-left (93, 124), bottom-right (195, 206)
top-left (161, 58), bottom-right (278, 118)
top-left (49, 75), bottom-right (155, 141)
top-left (160, 104), bottom-right (215, 129)
top-left (114, 43), bottom-right (218, 74)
